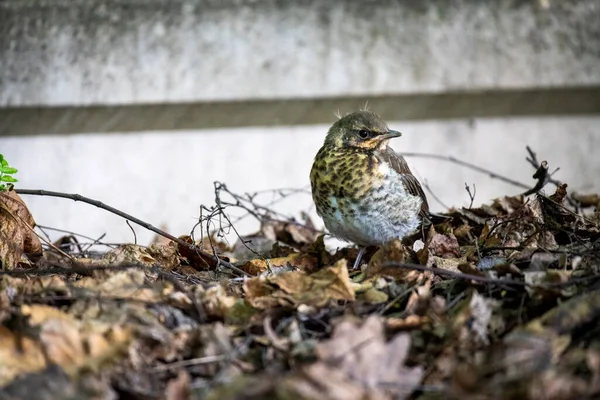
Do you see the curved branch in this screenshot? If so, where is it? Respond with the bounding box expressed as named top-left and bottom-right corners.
top-left (400, 152), bottom-right (530, 190)
top-left (15, 189), bottom-right (249, 276)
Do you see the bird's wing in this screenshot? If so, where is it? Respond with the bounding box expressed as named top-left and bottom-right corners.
top-left (378, 148), bottom-right (430, 217)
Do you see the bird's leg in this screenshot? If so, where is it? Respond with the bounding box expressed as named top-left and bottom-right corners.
top-left (352, 247), bottom-right (366, 270)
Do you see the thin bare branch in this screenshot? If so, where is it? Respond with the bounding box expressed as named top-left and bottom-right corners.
top-left (15, 189), bottom-right (249, 277)
top-left (400, 152), bottom-right (529, 189)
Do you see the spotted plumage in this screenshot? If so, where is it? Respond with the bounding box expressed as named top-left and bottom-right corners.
top-left (310, 111), bottom-right (429, 268)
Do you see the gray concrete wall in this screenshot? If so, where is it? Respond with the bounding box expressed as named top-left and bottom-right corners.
top-left (1, 0), bottom-right (599, 245)
top-left (2, 0), bottom-right (599, 106)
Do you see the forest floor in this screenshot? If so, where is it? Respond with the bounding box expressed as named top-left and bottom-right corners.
top-left (1, 149), bottom-right (599, 400)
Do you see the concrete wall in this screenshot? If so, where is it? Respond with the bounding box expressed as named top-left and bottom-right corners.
top-left (2, 0), bottom-right (600, 106)
top-left (1, 0), bottom-right (599, 245)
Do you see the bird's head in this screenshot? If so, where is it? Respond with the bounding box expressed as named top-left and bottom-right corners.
top-left (324, 111), bottom-right (401, 151)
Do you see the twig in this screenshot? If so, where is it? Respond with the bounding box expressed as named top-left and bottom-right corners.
top-left (525, 146), bottom-right (561, 187)
top-left (400, 152), bottom-right (530, 189)
top-left (382, 262), bottom-right (524, 288)
top-left (15, 189), bottom-right (249, 277)
top-left (36, 225), bottom-right (115, 252)
top-left (465, 183), bottom-right (476, 209)
top-left (19, 216), bottom-right (76, 263)
top-left (379, 286), bottom-right (415, 315)
top-left (151, 355), bottom-right (227, 372)
top-left (381, 261), bottom-right (599, 290)
top-left (217, 182), bottom-right (320, 233)
top-left (522, 160), bottom-right (550, 196)
top-left (125, 220), bottom-right (137, 245)
top-left (36, 224), bottom-right (108, 245)
top-left (422, 180), bottom-right (451, 211)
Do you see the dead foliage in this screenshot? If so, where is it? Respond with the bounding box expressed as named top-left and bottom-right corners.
top-left (1, 179), bottom-right (600, 400)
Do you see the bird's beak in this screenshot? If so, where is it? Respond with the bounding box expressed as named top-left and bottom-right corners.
top-left (379, 130), bottom-right (402, 140)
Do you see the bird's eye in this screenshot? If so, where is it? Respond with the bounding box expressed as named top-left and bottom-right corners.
top-left (358, 130), bottom-right (370, 139)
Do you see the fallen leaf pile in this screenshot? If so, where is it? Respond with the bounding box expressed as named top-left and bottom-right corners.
top-left (1, 182), bottom-right (600, 400)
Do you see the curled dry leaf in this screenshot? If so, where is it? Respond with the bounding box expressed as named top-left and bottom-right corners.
top-left (261, 219), bottom-right (320, 248)
top-left (243, 259), bottom-right (355, 309)
top-left (177, 235), bottom-right (225, 270)
top-left (147, 242), bottom-right (181, 270)
top-left (0, 190), bottom-right (42, 269)
top-left (366, 239), bottom-right (414, 279)
top-left (200, 285), bottom-right (238, 318)
top-left (103, 244), bottom-right (157, 266)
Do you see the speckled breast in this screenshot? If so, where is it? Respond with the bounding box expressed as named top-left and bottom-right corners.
top-left (310, 146), bottom-right (422, 246)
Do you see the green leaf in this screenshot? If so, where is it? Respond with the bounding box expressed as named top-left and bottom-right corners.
top-left (0, 176), bottom-right (17, 183)
top-left (0, 184), bottom-right (5, 191)
top-left (0, 166), bottom-right (17, 174)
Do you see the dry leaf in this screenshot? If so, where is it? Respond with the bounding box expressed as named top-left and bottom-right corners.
top-left (165, 370), bottom-right (190, 400)
top-left (0, 326), bottom-right (47, 386)
top-left (314, 315), bottom-right (423, 400)
top-left (366, 239), bottom-right (413, 279)
top-left (239, 253), bottom-right (317, 275)
top-left (0, 190), bottom-right (42, 269)
top-left (283, 362), bottom-right (366, 400)
top-left (243, 259), bottom-right (354, 309)
top-left (425, 227), bottom-right (460, 258)
top-left (103, 244), bottom-right (157, 266)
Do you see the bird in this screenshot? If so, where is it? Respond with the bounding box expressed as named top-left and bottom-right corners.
top-left (310, 110), bottom-right (429, 270)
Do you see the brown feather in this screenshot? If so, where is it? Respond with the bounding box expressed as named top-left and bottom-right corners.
top-left (377, 148), bottom-right (430, 217)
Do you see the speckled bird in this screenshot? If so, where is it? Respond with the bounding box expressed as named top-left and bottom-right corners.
top-left (310, 110), bottom-right (429, 269)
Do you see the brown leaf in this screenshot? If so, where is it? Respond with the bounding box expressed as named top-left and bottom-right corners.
top-left (177, 235), bottom-right (224, 270)
top-left (0, 326), bottom-right (47, 386)
top-left (243, 259), bottom-right (354, 309)
top-left (147, 242), bottom-right (181, 270)
top-left (74, 270), bottom-right (147, 299)
top-left (243, 277), bottom-right (281, 309)
top-left (308, 259), bottom-right (355, 302)
top-left (269, 270), bottom-right (313, 294)
top-left (165, 370), bottom-right (190, 400)
top-left (239, 253), bottom-right (317, 275)
top-left (366, 239), bottom-right (414, 279)
top-left (21, 304), bottom-right (130, 373)
top-left (261, 219), bottom-right (320, 248)
top-left (103, 244), bottom-right (157, 266)
top-left (425, 227), bottom-right (460, 258)
top-left (314, 315), bottom-right (423, 400)
top-left (283, 363), bottom-right (366, 400)
top-left (0, 190), bottom-right (42, 269)
top-left (549, 183), bottom-right (568, 203)
top-left (200, 285), bottom-right (238, 318)
top-left (360, 288), bottom-right (389, 304)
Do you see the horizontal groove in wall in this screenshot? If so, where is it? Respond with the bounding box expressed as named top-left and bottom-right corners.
top-left (1, 86), bottom-right (599, 136)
